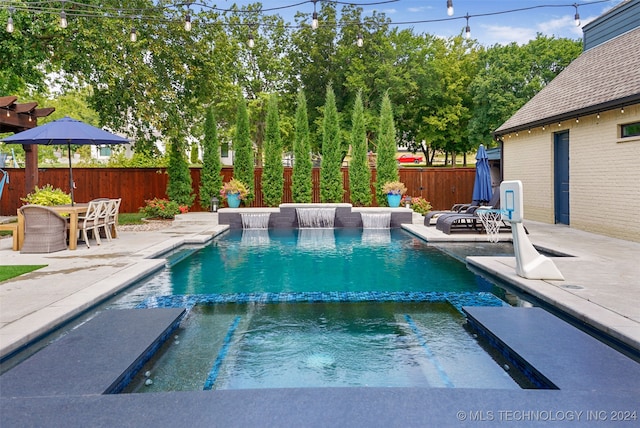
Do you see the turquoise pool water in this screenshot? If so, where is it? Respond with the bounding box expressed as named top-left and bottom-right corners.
top-left (116, 228), bottom-right (525, 391)
top-left (124, 301), bottom-right (520, 392)
top-left (114, 229), bottom-right (497, 306)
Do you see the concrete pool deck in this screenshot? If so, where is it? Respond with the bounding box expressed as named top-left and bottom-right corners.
top-left (1, 211), bottom-right (639, 426)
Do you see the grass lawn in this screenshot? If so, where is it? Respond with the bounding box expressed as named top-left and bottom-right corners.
top-left (118, 212), bottom-right (145, 225)
top-left (0, 265), bottom-right (47, 283)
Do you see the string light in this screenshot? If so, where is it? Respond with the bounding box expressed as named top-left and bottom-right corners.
top-left (2, 0), bottom-right (615, 40)
top-left (596, 112), bottom-right (600, 119)
top-left (357, 32), bottom-right (363, 47)
top-left (130, 27), bottom-right (137, 42)
top-left (464, 14), bottom-right (470, 39)
top-left (575, 117), bottom-right (579, 123)
top-left (6, 7), bottom-right (14, 33)
top-left (248, 33), bottom-right (255, 48)
top-left (311, 0), bottom-right (318, 30)
top-left (621, 107), bottom-right (624, 113)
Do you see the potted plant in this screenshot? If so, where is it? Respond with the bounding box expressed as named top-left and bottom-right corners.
top-left (220, 178), bottom-right (249, 208)
top-left (382, 181), bottom-right (407, 207)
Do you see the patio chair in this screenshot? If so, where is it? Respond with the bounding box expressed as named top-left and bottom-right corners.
top-left (76, 200), bottom-right (109, 248)
top-left (105, 198), bottom-right (121, 239)
top-left (19, 205), bottom-right (68, 253)
top-left (424, 200), bottom-right (481, 225)
top-left (435, 192), bottom-right (502, 235)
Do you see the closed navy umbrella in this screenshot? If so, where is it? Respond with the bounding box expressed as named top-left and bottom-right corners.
top-left (472, 144), bottom-right (493, 205)
top-left (2, 116), bottom-right (128, 204)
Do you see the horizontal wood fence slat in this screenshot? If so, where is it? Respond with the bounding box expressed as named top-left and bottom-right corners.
top-left (0, 167), bottom-right (475, 215)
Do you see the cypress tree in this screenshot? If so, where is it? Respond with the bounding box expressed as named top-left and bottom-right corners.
top-left (233, 95), bottom-right (254, 204)
top-left (166, 134), bottom-right (195, 207)
top-left (261, 94), bottom-right (284, 207)
top-left (375, 92), bottom-right (399, 206)
top-left (292, 90), bottom-right (313, 203)
top-left (349, 90), bottom-right (372, 206)
top-left (199, 106), bottom-right (222, 208)
top-left (320, 85), bottom-right (343, 203)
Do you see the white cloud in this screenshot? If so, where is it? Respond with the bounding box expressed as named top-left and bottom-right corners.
top-left (408, 6), bottom-right (432, 13)
top-left (481, 24), bottom-right (538, 46)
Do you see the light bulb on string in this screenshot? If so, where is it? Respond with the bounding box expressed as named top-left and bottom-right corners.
top-left (6, 16), bottom-right (14, 33)
top-left (130, 27), bottom-right (137, 42)
top-left (464, 14), bottom-right (471, 39)
top-left (185, 13), bottom-right (191, 32)
top-left (357, 33), bottom-right (363, 47)
top-left (60, 11), bottom-right (67, 29)
top-left (574, 4), bottom-right (581, 27)
top-left (311, 1), bottom-right (318, 30)
top-left (248, 33), bottom-right (255, 48)
top-left (447, 0), bottom-right (454, 16)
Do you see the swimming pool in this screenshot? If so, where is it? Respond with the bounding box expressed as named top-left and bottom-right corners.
top-left (111, 229), bottom-right (502, 305)
top-left (112, 228), bottom-right (529, 391)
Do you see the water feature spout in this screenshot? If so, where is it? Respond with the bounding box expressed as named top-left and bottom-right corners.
top-left (241, 212), bottom-right (270, 229)
top-left (361, 212), bottom-right (391, 229)
top-left (296, 208), bottom-right (336, 228)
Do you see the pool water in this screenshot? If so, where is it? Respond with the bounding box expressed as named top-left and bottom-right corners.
top-left (124, 301), bottom-right (519, 392)
top-left (114, 228), bottom-right (527, 392)
top-left (112, 229), bottom-right (497, 308)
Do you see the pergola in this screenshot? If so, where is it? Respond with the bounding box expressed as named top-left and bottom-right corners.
top-left (0, 95), bottom-right (55, 194)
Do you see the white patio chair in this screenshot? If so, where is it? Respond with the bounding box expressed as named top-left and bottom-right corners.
top-left (77, 200), bottom-right (108, 248)
top-left (105, 198), bottom-right (121, 239)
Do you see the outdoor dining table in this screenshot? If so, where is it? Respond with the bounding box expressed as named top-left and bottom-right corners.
top-left (16, 203), bottom-right (89, 251)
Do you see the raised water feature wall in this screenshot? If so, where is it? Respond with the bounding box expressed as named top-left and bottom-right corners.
top-left (218, 204), bottom-right (412, 229)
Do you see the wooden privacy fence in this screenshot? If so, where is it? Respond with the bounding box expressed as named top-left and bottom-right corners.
top-left (0, 167), bottom-right (476, 215)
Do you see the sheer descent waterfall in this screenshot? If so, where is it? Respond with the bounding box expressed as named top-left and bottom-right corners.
top-left (296, 208), bottom-right (336, 228)
top-left (361, 212), bottom-right (391, 229)
top-left (241, 212), bottom-right (271, 229)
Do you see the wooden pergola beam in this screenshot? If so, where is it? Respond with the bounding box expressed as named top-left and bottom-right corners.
top-left (1, 95), bottom-right (55, 196)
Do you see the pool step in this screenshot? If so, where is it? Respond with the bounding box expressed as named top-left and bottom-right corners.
top-left (463, 306), bottom-right (640, 391)
top-left (0, 308), bottom-right (185, 397)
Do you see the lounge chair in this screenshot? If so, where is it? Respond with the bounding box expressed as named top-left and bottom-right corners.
top-left (435, 192), bottom-right (503, 235)
top-left (424, 200), bottom-right (482, 225)
top-left (19, 205), bottom-right (68, 253)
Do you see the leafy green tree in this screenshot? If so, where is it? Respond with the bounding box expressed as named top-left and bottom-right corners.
top-left (375, 92), bottom-right (398, 206)
top-left (233, 95), bottom-right (254, 204)
top-left (261, 95), bottom-right (284, 207)
top-left (166, 133), bottom-right (194, 207)
top-left (292, 90), bottom-right (313, 203)
top-left (468, 35), bottom-right (581, 147)
top-left (199, 106), bottom-right (222, 208)
top-left (349, 91), bottom-right (371, 206)
top-left (320, 85), bottom-right (343, 203)
top-left (190, 142), bottom-right (200, 164)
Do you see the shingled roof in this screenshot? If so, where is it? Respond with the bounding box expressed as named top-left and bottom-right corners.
top-left (494, 26), bottom-right (640, 136)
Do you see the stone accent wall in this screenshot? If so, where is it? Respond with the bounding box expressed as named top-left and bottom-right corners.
top-left (218, 204), bottom-right (414, 230)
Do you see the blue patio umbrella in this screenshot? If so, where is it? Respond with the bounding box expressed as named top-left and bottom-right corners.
top-left (2, 116), bottom-right (128, 204)
top-left (472, 144), bottom-right (493, 204)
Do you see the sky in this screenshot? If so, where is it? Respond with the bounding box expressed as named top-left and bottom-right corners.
top-left (227, 0), bottom-right (627, 46)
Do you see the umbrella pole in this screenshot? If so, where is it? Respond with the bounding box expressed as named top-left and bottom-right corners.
top-left (68, 143), bottom-right (75, 206)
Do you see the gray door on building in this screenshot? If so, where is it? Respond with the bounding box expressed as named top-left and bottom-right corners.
top-left (554, 131), bottom-right (570, 225)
